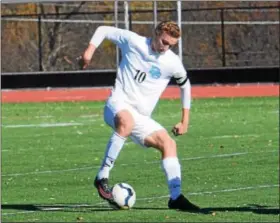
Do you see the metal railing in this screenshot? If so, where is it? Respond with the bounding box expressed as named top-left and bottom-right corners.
top-left (1, 5), bottom-right (279, 72)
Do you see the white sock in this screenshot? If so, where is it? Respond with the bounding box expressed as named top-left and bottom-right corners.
top-left (161, 157), bottom-right (181, 200)
top-left (97, 132), bottom-right (126, 180)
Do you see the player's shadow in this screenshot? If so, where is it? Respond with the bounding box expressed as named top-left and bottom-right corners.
top-left (201, 204), bottom-right (280, 215)
top-left (2, 203), bottom-right (279, 215)
top-left (1, 204), bottom-right (118, 212)
top-left (1, 204), bottom-right (169, 212)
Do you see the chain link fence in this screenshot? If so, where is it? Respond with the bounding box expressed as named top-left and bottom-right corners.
top-left (1, 2), bottom-right (279, 73)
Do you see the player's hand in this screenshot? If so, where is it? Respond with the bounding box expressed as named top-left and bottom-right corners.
top-left (70, 55), bottom-right (87, 70)
top-left (74, 56), bottom-right (86, 70)
top-left (172, 122), bottom-right (188, 136)
top-left (80, 55), bottom-right (91, 69)
top-left (81, 44), bottom-right (96, 69)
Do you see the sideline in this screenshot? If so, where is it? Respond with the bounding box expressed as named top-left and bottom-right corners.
top-left (2, 84), bottom-right (279, 103)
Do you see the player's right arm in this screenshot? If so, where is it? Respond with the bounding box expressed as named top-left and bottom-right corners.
top-left (171, 57), bottom-right (191, 136)
top-left (82, 43), bottom-right (96, 69)
top-left (82, 26), bottom-right (134, 69)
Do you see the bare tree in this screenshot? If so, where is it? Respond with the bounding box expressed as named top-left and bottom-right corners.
top-left (39, 2), bottom-right (86, 71)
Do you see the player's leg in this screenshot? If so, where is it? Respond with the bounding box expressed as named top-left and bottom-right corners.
top-left (129, 117), bottom-right (181, 199)
top-left (144, 130), bottom-right (200, 211)
top-left (97, 108), bottom-right (134, 179)
top-left (94, 102), bottom-right (135, 202)
top-left (130, 115), bottom-right (200, 211)
top-left (144, 130), bottom-right (182, 199)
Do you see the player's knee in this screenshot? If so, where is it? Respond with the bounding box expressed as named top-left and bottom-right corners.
top-left (158, 136), bottom-right (177, 158)
top-left (114, 111), bottom-right (134, 137)
top-left (169, 138), bottom-right (177, 150)
top-left (163, 138), bottom-right (177, 155)
top-left (117, 124), bottom-right (132, 137)
top-left (144, 130), bottom-right (177, 157)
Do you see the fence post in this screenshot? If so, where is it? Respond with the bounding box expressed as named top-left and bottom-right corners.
top-left (177, 0), bottom-right (182, 60)
top-left (114, 0), bottom-right (119, 67)
top-left (153, 1), bottom-right (157, 28)
top-left (129, 11), bottom-right (132, 30)
top-left (220, 8), bottom-right (226, 67)
top-left (278, 5), bottom-right (280, 67)
top-left (37, 14), bottom-right (43, 71)
top-left (124, 1), bottom-right (129, 30)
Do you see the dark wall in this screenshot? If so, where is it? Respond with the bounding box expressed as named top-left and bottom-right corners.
top-left (1, 67), bottom-right (279, 89)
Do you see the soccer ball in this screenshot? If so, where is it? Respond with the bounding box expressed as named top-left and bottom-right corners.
top-left (111, 183), bottom-right (136, 209)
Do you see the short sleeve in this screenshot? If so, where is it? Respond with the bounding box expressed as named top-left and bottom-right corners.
top-left (172, 60), bottom-right (188, 88)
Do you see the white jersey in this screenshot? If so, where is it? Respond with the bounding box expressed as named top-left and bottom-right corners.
top-left (90, 26), bottom-right (189, 116)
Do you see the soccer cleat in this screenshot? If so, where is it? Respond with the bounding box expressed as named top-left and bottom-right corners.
top-left (168, 194), bottom-right (200, 212)
top-left (94, 177), bottom-right (114, 203)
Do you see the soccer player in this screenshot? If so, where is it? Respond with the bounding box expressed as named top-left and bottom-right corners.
top-left (81, 21), bottom-right (200, 211)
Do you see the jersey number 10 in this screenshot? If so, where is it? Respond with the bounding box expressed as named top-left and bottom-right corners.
top-left (134, 70), bottom-right (147, 83)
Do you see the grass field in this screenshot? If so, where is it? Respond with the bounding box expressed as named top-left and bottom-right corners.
top-left (1, 97), bottom-right (279, 222)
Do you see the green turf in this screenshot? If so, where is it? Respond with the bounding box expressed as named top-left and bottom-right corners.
top-left (1, 97), bottom-right (279, 222)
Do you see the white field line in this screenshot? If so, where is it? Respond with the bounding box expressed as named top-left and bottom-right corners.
top-left (2, 119), bottom-right (277, 139)
top-left (2, 131), bottom-right (276, 145)
top-left (210, 134), bottom-right (260, 139)
top-left (1, 121), bottom-right (273, 136)
top-left (268, 111), bottom-right (279, 114)
top-left (2, 150), bottom-right (277, 177)
top-left (1, 141), bottom-right (136, 153)
top-left (2, 123), bottom-right (274, 152)
top-left (159, 108), bottom-right (279, 117)
top-left (2, 124), bottom-right (276, 142)
top-left (2, 184), bottom-right (279, 216)
top-left (2, 106), bottom-right (277, 128)
top-left (79, 114), bottom-right (100, 118)
top-left (138, 184), bottom-right (280, 202)
top-left (2, 114), bottom-right (100, 119)
top-left (35, 115), bottom-right (54, 118)
top-left (1, 142), bottom-right (99, 153)
top-left (2, 105), bottom-right (277, 122)
top-left (2, 122), bottom-right (84, 128)
top-left (2, 110), bottom-right (276, 120)
top-left (2, 99), bottom-right (277, 114)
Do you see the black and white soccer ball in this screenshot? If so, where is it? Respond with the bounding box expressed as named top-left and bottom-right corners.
top-left (111, 183), bottom-right (136, 209)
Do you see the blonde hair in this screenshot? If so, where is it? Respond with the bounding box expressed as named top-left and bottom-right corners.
top-left (155, 21), bottom-right (181, 38)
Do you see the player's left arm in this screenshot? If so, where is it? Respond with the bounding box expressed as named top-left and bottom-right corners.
top-left (172, 66), bottom-right (191, 136)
